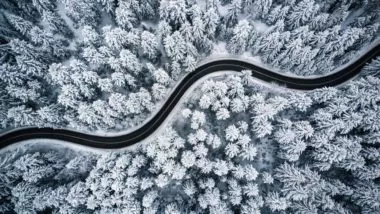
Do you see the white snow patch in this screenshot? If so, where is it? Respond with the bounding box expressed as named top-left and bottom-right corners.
top-left (195, 0), bottom-right (207, 10)
top-left (141, 21), bottom-right (158, 30)
top-left (241, 51), bottom-right (263, 64)
top-left (251, 20), bottom-right (270, 33)
top-left (207, 42), bottom-right (266, 67)
top-left (203, 42), bottom-right (277, 71)
top-left (218, 4), bottom-right (229, 16)
top-left (210, 42), bottom-right (229, 56)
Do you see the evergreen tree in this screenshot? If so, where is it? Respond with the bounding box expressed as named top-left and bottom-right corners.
top-left (3, 12), bottom-right (33, 36)
top-left (164, 31), bottom-right (186, 62)
top-left (203, 8), bottom-right (219, 38)
top-left (60, 0), bottom-right (100, 26)
top-left (42, 10), bottom-right (73, 38)
top-left (225, 0), bottom-right (242, 28)
top-left (228, 20), bottom-right (252, 54)
top-left (266, 5), bottom-right (290, 24)
top-left (141, 30), bottom-right (158, 59)
top-left (251, 0), bottom-right (272, 19)
top-left (115, 1), bottom-right (138, 30)
top-left (286, 0), bottom-right (319, 30)
top-left (159, 0), bottom-right (187, 28)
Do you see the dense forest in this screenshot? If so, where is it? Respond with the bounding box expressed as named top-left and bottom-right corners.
top-left (0, 0), bottom-right (379, 133)
top-left (1, 0), bottom-right (380, 213)
top-left (1, 56), bottom-right (380, 213)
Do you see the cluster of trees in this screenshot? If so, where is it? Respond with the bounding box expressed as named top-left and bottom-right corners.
top-left (2, 57), bottom-right (380, 213)
top-left (0, 73), bottom-right (264, 213)
top-left (265, 58), bottom-right (380, 213)
top-left (1, 0), bottom-right (378, 133)
top-left (0, 0), bottom-right (73, 129)
top-left (0, 145), bottom-right (96, 213)
top-left (0, 126), bottom-right (262, 213)
top-left (226, 0), bottom-right (379, 75)
top-left (0, 0), bottom-right (217, 132)
top-left (0, 1), bottom-right (379, 212)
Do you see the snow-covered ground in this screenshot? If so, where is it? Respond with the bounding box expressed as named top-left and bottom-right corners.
top-left (205, 42), bottom-right (265, 65)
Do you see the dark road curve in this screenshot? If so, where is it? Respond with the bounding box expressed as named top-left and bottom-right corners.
top-left (1, 44), bottom-right (380, 149)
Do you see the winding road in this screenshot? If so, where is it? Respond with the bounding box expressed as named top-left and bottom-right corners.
top-left (1, 44), bottom-right (380, 149)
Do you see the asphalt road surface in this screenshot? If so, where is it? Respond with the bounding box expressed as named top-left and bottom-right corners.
top-left (1, 44), bottom-right (379, 149)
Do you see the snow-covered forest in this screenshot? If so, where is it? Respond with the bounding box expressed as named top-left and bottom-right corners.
top-left (1, 0), bottom-right (380, 213)
top-left (0, 0), bottom-right (379, 133)
top-left (1, 57), bottom-right (380, 213)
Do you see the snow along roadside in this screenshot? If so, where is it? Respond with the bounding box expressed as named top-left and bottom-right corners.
top-left (0, 138), bottom-right (108, 155)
